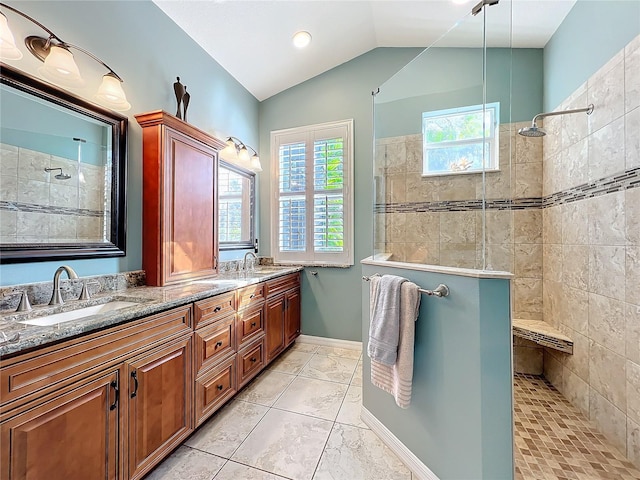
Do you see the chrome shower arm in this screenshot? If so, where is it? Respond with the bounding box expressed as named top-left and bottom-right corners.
top-left (531, 104), bottom-right (594, 126)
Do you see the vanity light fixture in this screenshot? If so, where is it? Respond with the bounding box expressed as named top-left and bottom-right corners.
top-left (222, 136), bottom-right (263, 172)
top-left (292, 30), bottom-right (312, 49)
top-left (0, 2), bottom-right (131, 111)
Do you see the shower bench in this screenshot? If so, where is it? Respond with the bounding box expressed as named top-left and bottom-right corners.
top-left (512, 318), bottom-right (573, 354)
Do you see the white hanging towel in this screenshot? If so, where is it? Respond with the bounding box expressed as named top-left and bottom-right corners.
top-left (369, 275), bottom-right (421, 408)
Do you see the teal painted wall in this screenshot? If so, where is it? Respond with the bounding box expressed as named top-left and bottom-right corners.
top-left (259, 48), bottom-right (422, 341)
top-left (376, 48), bottom-right (543, 138)
top-left (361, 263), bottom-right (513, 479)
top-left (0, 0), bottom-right (259, 286)
top-left (543, 0), bottom-right (640, 111)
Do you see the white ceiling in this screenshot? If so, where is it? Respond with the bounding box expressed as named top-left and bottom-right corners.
top-left (154, 0), bottom-right (576, 101)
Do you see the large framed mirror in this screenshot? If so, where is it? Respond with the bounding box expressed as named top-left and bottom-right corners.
top-left (218, 160), bottom-right (256, 251)
top-left (0, 63), bottom-right (127, 263)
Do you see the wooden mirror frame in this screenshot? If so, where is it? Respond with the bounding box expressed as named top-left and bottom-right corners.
top-left (0, 63), bottom-right (128, 263)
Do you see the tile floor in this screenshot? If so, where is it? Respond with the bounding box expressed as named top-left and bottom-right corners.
top-left (145, 340), bottom-right (413, 480)
top-left (514, 374), bottom-right (640, 480)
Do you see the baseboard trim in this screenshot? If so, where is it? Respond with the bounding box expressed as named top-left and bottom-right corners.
top-left (296, 334), bottom-right (362, 351)
top-left (361, 407), bottom-right (440, 480)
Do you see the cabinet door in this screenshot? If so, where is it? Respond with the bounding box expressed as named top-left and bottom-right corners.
top-left (285, 287), bottom-right (301, 346)
top-left (127, 335), bottom-right (193, 480)
top-left (265, 295), bottom-right (285, 362)
top-left (0, 369), bottom-right (120, 480)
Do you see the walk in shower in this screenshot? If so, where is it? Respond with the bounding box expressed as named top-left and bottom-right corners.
top-left (370, 0), bottom-right (640, 478)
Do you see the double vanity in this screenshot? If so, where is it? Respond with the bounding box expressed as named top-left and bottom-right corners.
top-left (0, 266), bottom-right (302, 480)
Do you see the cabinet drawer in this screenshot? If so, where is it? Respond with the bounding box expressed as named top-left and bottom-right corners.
top-left (194, 316), bottom-right (236, 375)
top-left (236, 304), bottom-right (264, 349)
top-left (265, 273), bottom-right (300, 298)
top-left (194, 292), bottom-right (236, 329)
top-left (194, 356), bottom-right (236, 427)
top-left (237, 338), bottom-right (264, 388)
top-left (237, 284), bottom-right (264, 311)
top-left (1, 306), bottom-right (192, 411)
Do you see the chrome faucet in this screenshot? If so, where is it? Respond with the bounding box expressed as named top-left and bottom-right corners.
top-left (49, 265), bottom-right (79, 306)
top-left (243, 251), bottom-right (258, 271)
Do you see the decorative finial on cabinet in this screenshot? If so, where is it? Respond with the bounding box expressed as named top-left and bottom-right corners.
top-left (173, 76), bottom-right (184, 119)
top-left (183, 86), bottom-right (190, 122)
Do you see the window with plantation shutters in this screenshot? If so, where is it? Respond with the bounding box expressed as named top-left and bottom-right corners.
top-left (271, 120), bottom-right (353, 266)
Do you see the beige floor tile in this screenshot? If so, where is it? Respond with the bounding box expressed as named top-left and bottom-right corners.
top-left (299, 354), bottom-right (358, 384)
top-left (236, 370), bottom-right (296, 406)
top-left (314, 345), bottom-right (362, 360)
top-left (145, 446), bottom-right (225, 480)
top-left (336, 385), bottom-right (368, 429)
top-left (268, 350), bottom-right (314, 374)
top-left (273, 376), bottom-right (348, 421)
top-left (214, 461), bottom-right (289, 479)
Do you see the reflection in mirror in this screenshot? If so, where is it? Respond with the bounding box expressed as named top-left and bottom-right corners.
top-left (0, 63), bottom-right (127, 263)
top-left (218, 160), bottom-right (255, 251)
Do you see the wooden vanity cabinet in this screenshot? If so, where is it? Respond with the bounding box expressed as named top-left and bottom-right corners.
top-left (265, 273), bottom-right (301, 363)
top-left (135, 111), bottom-right (226, 286)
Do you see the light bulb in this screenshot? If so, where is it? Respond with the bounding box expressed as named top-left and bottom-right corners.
top-left (292, 31), bottom-right (312, 49)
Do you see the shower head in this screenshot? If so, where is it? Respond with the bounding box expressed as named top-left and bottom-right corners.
top-left (518, 125), bottom-right (546, 137)
top-left (518, 104), bottom-right (594, 138)
top-left (44, 167), bottom-right (71, 180)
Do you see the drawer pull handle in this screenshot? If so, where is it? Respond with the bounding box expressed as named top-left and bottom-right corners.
top-left (250, 357), bottom-right (257, 363)
top-left (213, 306), bottom-right (222, 313)
top-left (251, 322), bottom-right (257, 328)
top-left (249, 294), bottom-right (255, 299)
top-left (110, 381), bottom-right (119, 411)
top-left (216, 384), bottom-right (224, 391)
top-left (131, 371), bottom-right (139, 398)
top-left (215, 341), bottom-right (223, 348)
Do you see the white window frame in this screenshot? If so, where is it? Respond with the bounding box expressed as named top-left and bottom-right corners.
top-left (271, 119), bottom-right (354, 266)
top-left (422, 102), bottom-right (499, 177)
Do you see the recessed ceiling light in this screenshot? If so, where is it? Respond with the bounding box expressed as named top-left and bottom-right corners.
top-left (292, 31), bottom-right (312, 49)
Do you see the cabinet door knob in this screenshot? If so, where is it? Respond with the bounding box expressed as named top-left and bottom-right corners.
top-left (250, 357), bottom-right (257, 363)
top-left (215, 341), bottom-right (223, 348)
top-left (251, 322), bottom-right (257, 328)
top-left (213, 306), bottom-right (222, 313)
top-left (131, 371), bottom-right (139, 398)
top-left (109, 380), bottom-right (119, 411)
top-left (249, 294), bottom-right (255, 299)
top-left (216, 384), bottom-right (224, 391)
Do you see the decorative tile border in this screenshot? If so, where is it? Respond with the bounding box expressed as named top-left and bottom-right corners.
top-left (0, 201), bottom-right (104, 218)
top-left (512, 318), bottom-right (573, 354)
top-left (376, 167), bottom-right (639, 213)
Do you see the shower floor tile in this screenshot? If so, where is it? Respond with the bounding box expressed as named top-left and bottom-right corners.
top-left (514, 373), bottom-right (640, 480)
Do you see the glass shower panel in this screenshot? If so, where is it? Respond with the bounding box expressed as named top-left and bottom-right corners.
top-left (373, 0), bottom-right (514, 272)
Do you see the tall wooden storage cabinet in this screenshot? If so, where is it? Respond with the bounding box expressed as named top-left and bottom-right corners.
top-left (135, 111), bottom-right (225, 286)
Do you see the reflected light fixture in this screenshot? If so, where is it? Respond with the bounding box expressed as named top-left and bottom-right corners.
top-left (0, 2), bottom-right (131, 111)
top-left (222, 136), bottom-right (262, 172)
top-left (292, 30), bottom-right (312, 49)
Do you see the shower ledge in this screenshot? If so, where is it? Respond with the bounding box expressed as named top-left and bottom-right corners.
top-left (512, 318), bottom-right (573, 355)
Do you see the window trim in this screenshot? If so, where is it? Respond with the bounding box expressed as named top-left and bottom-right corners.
top-left (421, 102), bottom-right (500, 177)
top-left (270, 119), bottom-right (354, 267)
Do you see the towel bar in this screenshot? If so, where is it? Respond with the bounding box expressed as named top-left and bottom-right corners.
top-left (362, 274), bottom-right (450, 298)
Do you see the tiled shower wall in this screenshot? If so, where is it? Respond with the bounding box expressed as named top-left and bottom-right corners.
top-left (0, 143), bottom-right (108, 243)
top-left (541, 35), bottom-right (640, 464)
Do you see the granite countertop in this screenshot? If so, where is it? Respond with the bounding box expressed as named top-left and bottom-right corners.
top-left (0, 267), bottom-right (302, 358)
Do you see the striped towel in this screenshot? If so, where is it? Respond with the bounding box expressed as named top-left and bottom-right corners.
top-left (369, 276), bottom-right (421, 408)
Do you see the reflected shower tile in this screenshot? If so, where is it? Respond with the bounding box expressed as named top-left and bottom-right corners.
top-left (17, 211), bottom-right (49, 238)
top-left (588, 51), bottom-right (625, 134)
top-left (17, 178), bottom-right (48, 205)
top-left (18, 147), bottom-right (50, 181)
top-left (50, 156), bottom-right (79, 187)
top-left (589, 387), bottom-right (627, 455)
top-left (273, 376), bottom-right (347, 421)
top-left (0, 210), bottom-right (17, 236)
top-left (231, 409), bottom-right (332, 480)
top-left (588, 293), bottom-right (625, 355)
top-left (627, 107), bottom-right (640, 170)
top-left (562, 245), bottom-right (589, 289)
top-left (590, 340), bottom-right (627, 412)
top-left (626, 36), bottom-right (640, 112)
top-left (79, 185), bottom-right (104, 211)
top-left (50, 183), bottom-right (78, 208)
top-left (185, 400), bottom-right (268, 458)
top-left (313, 424), bottom-right (411, 480)
top-left (0, 175), bottom-right (18, 202)
top-left (405, 212), bottom-right (439, 244)
top-left (589, 116), bottom-right (625, 181)
top-left (514, 162), bottom-right (542, 198)
top-left (77, 216), bottom-right (103, 241)
top-left (588, 192), bottom-right (626, 246)
top-left (0, 144), bottom-right (18, 176)
top-left (628, 187), bottom-right (640, 245)
top-left (49, 214), bottom-right (77, 240)
top-left (627, 246), bottom-right (640, 305)
top-left (146, 446), bottom-right (225, 480)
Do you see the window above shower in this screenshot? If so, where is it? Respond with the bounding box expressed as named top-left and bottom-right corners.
top-left (422, 102), bottom-right (499, 177)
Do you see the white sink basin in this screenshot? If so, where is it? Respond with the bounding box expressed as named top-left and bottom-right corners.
top-left (19, 301), bottom-right (139, 327)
